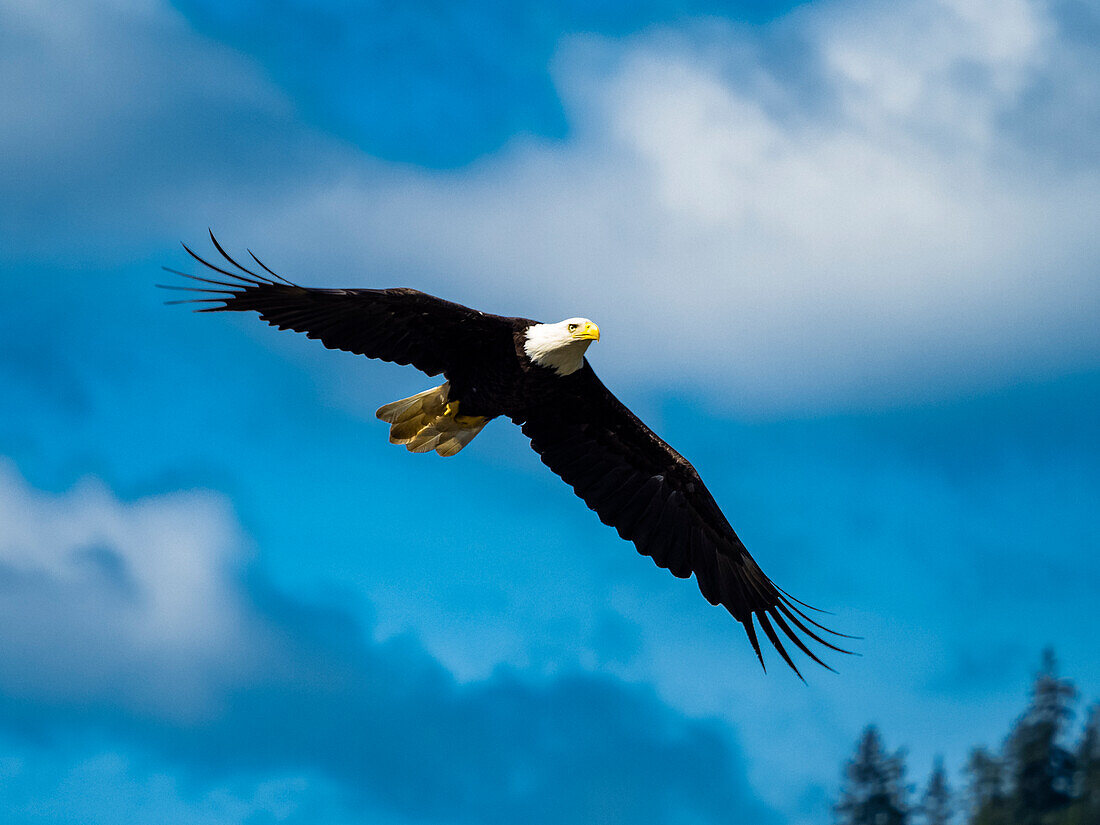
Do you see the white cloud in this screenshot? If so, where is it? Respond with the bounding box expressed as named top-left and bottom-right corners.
top-left (2, 0), bottom-right (1098, 415)
top-left (247, 0), bottom-right (1100, 413)
top-left (0, 0), bottom-right (324, 259)
top-left (0, 460), bottom-right (777, 825)
top-left (0, 460), bottom-right (255, 717)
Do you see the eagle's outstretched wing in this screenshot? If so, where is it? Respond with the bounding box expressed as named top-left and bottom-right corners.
top-left (161, 232), bottom-right (513, 378)
top-left (519, 363), bottom-right (854, 677)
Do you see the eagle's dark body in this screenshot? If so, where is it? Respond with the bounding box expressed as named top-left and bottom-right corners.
top-left (163, 235), bottom-right (852, 676)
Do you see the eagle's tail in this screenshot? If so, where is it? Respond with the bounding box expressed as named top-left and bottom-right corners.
top-left (375, 383), bottom-right (489, 457)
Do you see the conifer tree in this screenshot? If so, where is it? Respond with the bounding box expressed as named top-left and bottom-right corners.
top-left (964, 748), bottom-right (1009, 825)
top-left (1051, 703), bottom-right (1100, 825)
top-left (1075, 704), bottom-right (1100, 823)
top-left (1004, 648), bottom-right (1077, 825)
top-left (835, 725), bottom-right (910, 825)
top-left (838, 651), bottom-right (1096, 825)
top-left (918, 756), bottom-right (952, 825)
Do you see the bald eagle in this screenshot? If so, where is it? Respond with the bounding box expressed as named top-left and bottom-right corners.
top-left (162, 234), bottom-right (853, 677)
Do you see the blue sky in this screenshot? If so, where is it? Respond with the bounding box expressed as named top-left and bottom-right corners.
top-left (1, 0), bottom-right (1098, 823)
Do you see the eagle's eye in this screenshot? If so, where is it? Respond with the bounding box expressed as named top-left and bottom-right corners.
top-left (568, 323), bottom-right (578, 332)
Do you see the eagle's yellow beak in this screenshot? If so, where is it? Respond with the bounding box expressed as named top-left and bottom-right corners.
top-left (572, 321), bottom-right (601, 342)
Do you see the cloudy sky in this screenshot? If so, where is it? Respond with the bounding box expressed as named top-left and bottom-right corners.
top-left (1, 0), bottom-right (1098, 822)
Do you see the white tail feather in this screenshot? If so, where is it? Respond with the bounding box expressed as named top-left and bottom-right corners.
top-left (375, 384), bottom-right (449, 424)
top-left (375, 383), bottom-right (488, 457)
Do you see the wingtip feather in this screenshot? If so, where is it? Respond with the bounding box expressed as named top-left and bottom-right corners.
top-left (757, 611), bottom-right (804, 682)
top-left (743, 615), bottom-right (766, 673)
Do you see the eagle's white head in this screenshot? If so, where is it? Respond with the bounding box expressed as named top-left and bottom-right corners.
top-left (523, 318), bottom-right (601, 376)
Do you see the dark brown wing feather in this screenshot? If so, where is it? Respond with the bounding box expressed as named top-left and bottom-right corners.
top-left (519, 363), bottom-right (853, 677)
top-left (160, 232), bottom-right (510, 378)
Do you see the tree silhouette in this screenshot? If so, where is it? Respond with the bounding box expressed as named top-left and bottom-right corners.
top-left (836, 725), bottom-right (911, 825)
top-left (1075, 704), bottom-right (1100, 822)
top-left (840, 650), bottom-right (1096, 825)
top-left (918, 756), bottom-right (953, 825)
top-left (965, 748), bottom-right (1009, 825)
top-left (1005, 649), bottom-right (1077, 825)
top-left (1050, 703), bottom-right (1100, 825)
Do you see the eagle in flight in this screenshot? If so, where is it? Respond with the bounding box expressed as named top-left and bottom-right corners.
top-left (163, 233), bottom-right (853, 677)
